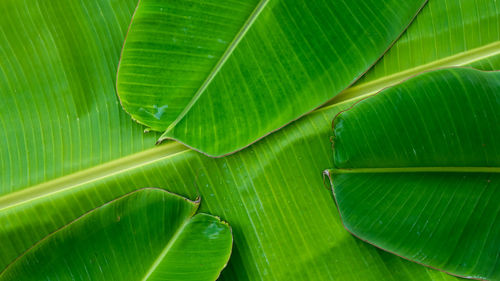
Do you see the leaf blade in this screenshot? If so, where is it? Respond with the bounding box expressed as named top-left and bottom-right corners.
top-left (1, 0), bottom-right (500, 280)
top-left (117, 0), bottom-right (428, 156)
top-left (332, 0), bottom-right (500, 104)
top-left (0, 189), bottom-right (232, 281)
top-left (329, 68), bottom-right (500, 280)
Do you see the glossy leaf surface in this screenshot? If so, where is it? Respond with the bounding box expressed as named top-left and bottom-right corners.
top-left (328, 68), bottom-right (500, 280)
top-left (0, 189), bottom-right (232, 281)
top-left (1, 0), bottom-right (499, 280)
top-left (116, 0), bottom-right (427, 156)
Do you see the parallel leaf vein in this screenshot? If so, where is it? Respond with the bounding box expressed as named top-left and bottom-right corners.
top-left (161, 0), bottom-right (270, 136)
top-left (3, 39), bottom-right (499, 212)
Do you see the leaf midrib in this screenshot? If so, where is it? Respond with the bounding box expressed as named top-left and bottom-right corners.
top-left (328, 167), bottom-right (500, 174)
top-left (322, 41), bottom-right (500, 109)
top-left (0, 188), bottom-right (186, 277)
top-left (0, 142), bottom-right (189, 211)
top-left (141, 213), bottom-right (195, 281)
top-left (160, 0), bottom-right (270, 138)
top-left (2, 40), bottom-right (499, 211)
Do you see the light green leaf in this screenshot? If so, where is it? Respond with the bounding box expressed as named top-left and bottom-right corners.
top-left (0, 0), bottom-right (158, 195)
top-left (0, 189), bottom-right (232, 281)
top-left (0, 0), bottom-right (499, 280)
top-left (333, 0), bottom-right (500, 104)
top-left (116, 0), bottom-right (427, 156)
top-left (327, 68), bottom-right (500, 280)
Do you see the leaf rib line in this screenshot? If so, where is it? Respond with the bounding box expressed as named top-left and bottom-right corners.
top-left (0, 188), bottom-right (191, 277)
top-left (6, 17), bottom-right (497, 214)
top-left (141, 210), bottom-right (197, 281)
top-left (160, 0), bottom-right (270, 139)
top-left (321, 41), bottom-right (500, 110)
top-left (327, 167), bottom-right (500, 174)
top-left (0, 143), bottom-right (189, 211)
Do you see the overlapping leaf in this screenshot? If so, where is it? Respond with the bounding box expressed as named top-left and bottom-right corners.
top-left (0, 189), bottom-right (232, 281)
top-left (1, 101), bottom-right (464, 281)
top-left (0, 0), bottom-right (499, 280)
top-left (333, 0), bottom-right (500, 104)
top-left (116, 0), bottom-right (427, 156)
top-left (327, 68), bottom-right (500, 280)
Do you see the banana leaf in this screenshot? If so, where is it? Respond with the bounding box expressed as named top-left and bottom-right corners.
top-left (326, 68), bottom-right (500, 280)
top-left (333, 0), bottom-right (500, 104)
top-left (0, 189), bottom-right (232, 281)
top-left (116, 0), bottom-right (427, 156)
top-left (0, 0), bottom-right (499, 280)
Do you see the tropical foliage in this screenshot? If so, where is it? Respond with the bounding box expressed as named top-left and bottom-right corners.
top-left (327, 68), bottom-right (499, 280)
top-left (0, 0), bottom-right (498, 280)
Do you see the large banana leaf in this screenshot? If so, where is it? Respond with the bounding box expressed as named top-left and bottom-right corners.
top-left (326, 68), bottom-right (500, 280)
top-left (0, 0), bottom-right (157, 195)
top-left (116, 0), bottom-right (427, 156)
top-left (0, 189), bottom-right (232, 281)
top-left (0, 0), bottom-right (499, 280)
top-left (0, 102), bottom-right (465, 281)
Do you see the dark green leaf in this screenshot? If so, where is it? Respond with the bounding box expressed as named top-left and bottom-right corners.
top-left (327, 68), bottom-right (500, 280)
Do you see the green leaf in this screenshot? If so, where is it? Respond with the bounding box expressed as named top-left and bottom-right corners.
top-left (116, 0), bottom-right (427, 156)
top-left (0, 102), bottom-right (464, 281)
top-left (327, 68), bottom-right (500, 280)
top-left (0, 0), bottom-right (499, 280)
top-left (333, 0), bottom-right (500, 104)
top-left (0, 0), bottom-right (159, 195)
top-left (0, 189), bottom-right (232, 281)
